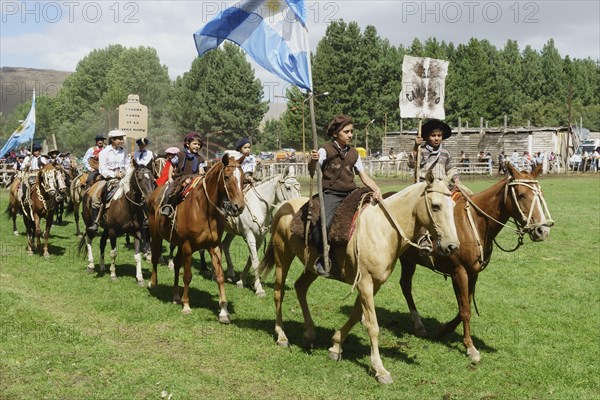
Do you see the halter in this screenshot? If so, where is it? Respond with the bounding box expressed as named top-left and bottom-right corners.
top-left (202, 164), bottom-right (243, 216)
top-left (504, 178), bottom-right (554, 233)
top-left (125, 167), bottom-right (153, 206)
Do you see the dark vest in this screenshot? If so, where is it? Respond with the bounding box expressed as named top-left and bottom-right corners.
top-left (321, 143), bottom-right (358, 193)
top-left (175, 150), bottom-right (205, 176)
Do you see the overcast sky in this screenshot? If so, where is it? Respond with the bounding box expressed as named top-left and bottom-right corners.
top-left (2, 0), bottom-right (599, 101)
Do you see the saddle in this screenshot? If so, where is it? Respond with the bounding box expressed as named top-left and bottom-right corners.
top-left (291, 187), bottom-right (373, 246)
top-left (160, 174), bottom-right (204, 212)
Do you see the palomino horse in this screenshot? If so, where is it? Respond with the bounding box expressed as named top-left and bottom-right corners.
top-left (223, 165), bottom-right (301, 296)
top-left (258, 171), bottom-right (460, 384)
top-left (78, 163), bottom-right (156, 284)
top-left (147, 155), bottom-right (245, 321)
top-left (399, 162), bottom-right (553, 363)
top-left (21, 163), bottom-right (66, 257)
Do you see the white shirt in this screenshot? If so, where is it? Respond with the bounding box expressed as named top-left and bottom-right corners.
top-left (133, 149), bottom-right (154, 166)
top-left (23, 155), bottom-right (47, 171)
top-left (240, 154), bottom-right (257, 174)
top-left (99, 145), bottom-right (130, 179)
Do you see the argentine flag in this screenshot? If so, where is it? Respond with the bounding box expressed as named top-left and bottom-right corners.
top-left (194, 0), bottom-right (313, 91)
top-left (0, 90), bottom-right (36, 159)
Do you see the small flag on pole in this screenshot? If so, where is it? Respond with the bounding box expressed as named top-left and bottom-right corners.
top-left (193, 0), bottom-right (313, 91)
top-left (399, 56), bottom-right (449, 120)
top-left (0, 89), bottom-right (36, 158)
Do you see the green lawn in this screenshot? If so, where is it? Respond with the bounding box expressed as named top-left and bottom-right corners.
top-left (1, 174), bottom-right (599, 399)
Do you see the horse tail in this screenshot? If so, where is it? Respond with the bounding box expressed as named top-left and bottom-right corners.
top-left (3, 203), bottom-right (13, 219)
top-left (257, 241), bottom-right (276, 279)
top-left (65, 198), bottom-right (74, 215)
top-left (76, 235), bottom-right (87, 257)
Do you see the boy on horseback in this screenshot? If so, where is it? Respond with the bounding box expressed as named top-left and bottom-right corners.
top-left (133, 138), bottom-right (154, 167)
top-left (160, 132), bottom-right (206, 217)
top-left (308, 114), bottom-right (382, 277)
top-left (408, 119), bottom-right (461, 260)
top-left (21, 143), bottom-right (47, 205)
top-left (235, 137), bottom-right (258, 185)
top-left (87, 130), bottom-right (130, 234)
top-left (83, 134), bottom-right (106, 185)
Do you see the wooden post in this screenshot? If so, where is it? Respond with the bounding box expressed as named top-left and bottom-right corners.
top-left (413, 119), bottom-right (423, 184)
top-left (308, 93), bottom-right (330, 273)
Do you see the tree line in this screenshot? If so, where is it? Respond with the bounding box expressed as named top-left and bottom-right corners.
top-left (2, 20), bottom-right (598, 156)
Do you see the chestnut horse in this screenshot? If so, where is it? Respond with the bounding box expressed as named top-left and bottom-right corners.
top-left (22, 163), bottom-right (66, 257)
top-left (6, 176), bottom-right (23, 236)
top-left (399, 162), bottom-right (554, 363)
top-left (78, 163), bottom-right (156, 284)
top-left (69, 172), bottom-right (88, 237)
top-left (258, 171), bottom-right (460, 384)
top-left (147, 155), bottom-right (245, 322)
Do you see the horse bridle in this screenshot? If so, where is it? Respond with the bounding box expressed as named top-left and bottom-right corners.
top-left (504, 178), bottom-right (554, 233)
top-left (202, 164), bottom-right (243, 216)
top-left (125, 168), bottom-right (153, 206)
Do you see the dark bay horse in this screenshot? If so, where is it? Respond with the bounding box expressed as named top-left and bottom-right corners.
top-left (78, 163), bottom-right (156, 284)
top-left (147, 154), bottom-right (245, 322)
top-left (21, 164), bottom-right (66, 257)
top-left (69, 172), bottom-right (88, 237)
top-left (399, 162), bottom-right (554, 363)
top-left (6, 176), bottom-right (23, 236)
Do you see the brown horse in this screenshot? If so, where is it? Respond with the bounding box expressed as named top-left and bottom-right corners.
top-left (147, 154), bottom-right (245, 321)
top-left (69, 172), bottom-right (88, 237)
top-left (399, 162), bottom-right (554, 363)
top-left (258, 171), bottom-right (460, 384)
top-left (78, 163), bottom-right (156, 284)
top-left (21, 164), bottom-right (66, 257)
top-left (6, 175), bottom-right (23, 236)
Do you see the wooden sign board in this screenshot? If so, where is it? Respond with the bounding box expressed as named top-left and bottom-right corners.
top-left (118, 94), bottom-right (148, 139)
top-left (399, 56), bottom-right (449, 120)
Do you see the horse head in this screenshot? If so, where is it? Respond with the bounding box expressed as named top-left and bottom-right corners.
top-left (38, 164), bottom-right (63, 202)
top-left (131, 163), bottom-right (157, 203)
top-left (505, 162), bottom-right (554, 241)
top-left (215, 154), bottom-right (245, 217)
top-left (54, 166), bottom-right (68, 198)
top-left (418, 169), bottom-right (460, 256)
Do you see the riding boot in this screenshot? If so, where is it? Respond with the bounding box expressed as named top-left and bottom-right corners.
top-left (88, 206), bottom-right (100, 234)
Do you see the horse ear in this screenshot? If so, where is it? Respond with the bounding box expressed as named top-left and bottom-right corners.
top-left (505, 161), bottom-right (519, 178)
top-left (531, 162), bottom-right (543, 178)
top-left (425, 168), bottom-right (435, 186)
top-left (221, 153), bottom-right (230, 165)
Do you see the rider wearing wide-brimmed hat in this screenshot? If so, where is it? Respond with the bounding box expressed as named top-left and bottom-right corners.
top-left (87, 130), bottom-right (130, 234)
top-left (409, 119), bottom-right (459, 183)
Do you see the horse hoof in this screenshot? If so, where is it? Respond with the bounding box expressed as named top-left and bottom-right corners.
top-left (415, 326), bottom-right (428, 338)
top-left (137, 280), bottom-right (145, 287)
top-left (277, 341), bottom-right (290, 347)
top-left (182, 307), bottom-right (192, 315)
top-left (256, 290), bottom-right (266, 298)
top-left (376, 374), bottom-right (394, 384)
top-left (43, 253), bottom-right (50, 259)
top-left (467, 347), bottom-right (481, 364)
top-left (218, 315), bottom-right (231, 324)
top-left (13, 231), bottom-right (18, 236)
top-left (235, 280), bottom-right (244, 288)
top-left (110, 276), bottom-right (118, 282)
top-left (328, 351), bottom-right (342, 362)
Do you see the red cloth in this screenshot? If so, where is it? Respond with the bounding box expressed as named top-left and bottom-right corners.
top-left (155, 160), bottom-right (173, 186)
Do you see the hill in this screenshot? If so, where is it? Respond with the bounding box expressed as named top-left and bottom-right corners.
top-left (0, 67), bottom-right (72, 115)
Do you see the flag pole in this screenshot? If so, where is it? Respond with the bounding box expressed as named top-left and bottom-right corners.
top-left (414, 118), bottom-right (423, 183)
top-left (308, 91), bottom-right (330, 273)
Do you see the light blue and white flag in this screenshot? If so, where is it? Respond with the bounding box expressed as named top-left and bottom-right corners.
top-left (0, 90), bottom-right (36, 159)
top-left (194, 0), bottom-right (312, 91)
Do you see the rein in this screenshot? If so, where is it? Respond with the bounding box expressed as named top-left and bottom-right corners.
top-left (202, 164), bottom-right (243, 217)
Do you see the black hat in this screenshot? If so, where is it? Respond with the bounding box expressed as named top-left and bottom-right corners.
top-left (94, 134), bottom-right (106, 141)
top-left (136, 138), bottom-right (150, 146)
top-left (421, 120), bottom-right (452, 140)
top-left (32, 143), bottom-right (42, 151)
top-left (327, 115), bottom-right (353, 136)
top-left (235, 137), bottom-right (251, 150)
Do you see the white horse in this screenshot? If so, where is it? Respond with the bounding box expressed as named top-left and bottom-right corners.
top-left (258, 170), bottom-right (460, 384)
top-left (223, 165), bottom-right (301, 296)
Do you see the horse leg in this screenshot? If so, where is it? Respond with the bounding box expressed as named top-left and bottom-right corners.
top-left (399, 256), bottom-right (428, 337)
top-left (133, 233), bottom-right (145, 286)
top-left (42, 217), bottom-right (52, 258)
top-left (12, 208), bottom-right (18, 236)
top-left (85, 233), bottom-right (95, 272)
top-left (222, 233), bottom-right (237, 284)
top-left (272, 248), bottom-right (296, 346)
top-left (180, 241), bottom-right (194, 315)
top-left (167, 243), bottom-right (176, 271)
top-left (354, 279), bottom-right (392, 384)
top-left (24, 217), bottom-right (34, 255)
top-left (208, 245), bottom-right (230, 323)
top-left (73, 199), bottom-right (81, 237)
top-left (329, 295), bottom-right (363, 360)
top-left (294, 270), bottom-right (318, 347)
top-left (171, 247), bottom-right (183, 305)
top-left (109, 235), bottom-right (118, 281)
top-left (246, 235), bottom-right (266, 297)
top-left (148, 234), bottom-right (163, 289)
top-left (99, 230), bottom-right (108, 273)
top-left (34, 215), bottom-right (42, 254)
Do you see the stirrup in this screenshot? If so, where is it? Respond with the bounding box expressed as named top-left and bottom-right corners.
top-left (314, 256), bottom-right (331, 277)
top-left (160, 205), bottom-right (174, 217)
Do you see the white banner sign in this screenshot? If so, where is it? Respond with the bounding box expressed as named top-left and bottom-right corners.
top-left (118, 94), bottom-right (148, 139)
top-left (399, 56), bottom-right (449, 120)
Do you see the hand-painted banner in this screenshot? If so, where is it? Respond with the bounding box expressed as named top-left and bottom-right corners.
top-left (399, 56), bottom-right (449, 119)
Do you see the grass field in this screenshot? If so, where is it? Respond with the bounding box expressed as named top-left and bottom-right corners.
top-left (1, 174), bottom-right (599, 399)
